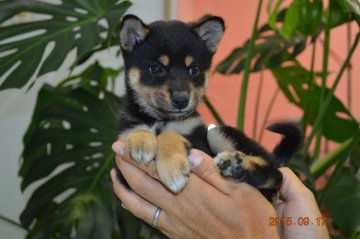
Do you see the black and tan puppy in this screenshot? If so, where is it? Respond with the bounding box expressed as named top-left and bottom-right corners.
top-left (117, 14), bottom-right (301, 200)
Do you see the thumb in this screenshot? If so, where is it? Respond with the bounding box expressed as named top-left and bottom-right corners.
top-left (279, 167), bottom-right (315, 202)
top-left (188, 149), bottom-right (234, 194)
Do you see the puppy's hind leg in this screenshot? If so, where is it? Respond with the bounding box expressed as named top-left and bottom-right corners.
top-left (214, 151), bottom-right (283, 190)
top-left (208, 126), bottom-right (283, 201)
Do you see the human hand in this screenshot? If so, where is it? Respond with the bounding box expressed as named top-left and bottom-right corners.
top-left (275, 167), bottom-right (330, 239)
top-left (111, 141), bottom-right (279, 239)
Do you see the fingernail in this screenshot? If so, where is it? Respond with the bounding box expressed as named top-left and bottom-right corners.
top-left (112, 142), bottom-right (124, 156)
top-left (188, 150), bottom-right (203, 169)
top-left (110, 168), bottom-right (116, 181)
top-left (121, 203), bottom-right (128, 210)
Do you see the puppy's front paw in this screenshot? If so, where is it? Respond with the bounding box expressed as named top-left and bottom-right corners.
top-left (156, 131), bottom-right (191, 193)
top-left (124, 130), bottom-right (157, 165)
top-left (157, 154), bottom-right (190, 193)
top-left (215, 151), bottom-right (282, 190)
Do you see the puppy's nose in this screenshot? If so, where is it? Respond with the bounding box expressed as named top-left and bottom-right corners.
top-left (171, 92), bottom-right (189, 110)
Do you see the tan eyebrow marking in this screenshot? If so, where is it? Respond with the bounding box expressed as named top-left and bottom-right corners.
top-left (185, 55), bottom-right (193, 67)
top-left (159, 55), bottom-right (170, 66)
top-left (128, 67), bottom-right (141, 91)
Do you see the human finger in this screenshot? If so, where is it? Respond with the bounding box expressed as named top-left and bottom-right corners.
top-left (115, 154), bottom-right (176, 213)
top-left (188, 149), bottom-right (238, 195)
top-left (112, 140), bottom-right (159, 180)
top-left (110, 168), bottom-right (170, 235)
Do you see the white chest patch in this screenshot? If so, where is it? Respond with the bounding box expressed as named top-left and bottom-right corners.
top-left (162, 117), bottom-right (204, 135)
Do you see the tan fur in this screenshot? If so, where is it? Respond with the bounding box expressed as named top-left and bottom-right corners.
top-left (156, 131), bottom-right (190, 192)
top-left (190, 82), bottom-right (205, 104)
top-left (241, 154), bottom-right (268, 171)
top-left (204, 70), bottom-right (210, 88)
top-left (233, 151), bottom-right (268, 171)
top-left (127, 67), bottom-right (170, 118)
top-left (184, 55), bottom-right (193, 67)
top-left (128, 67), bottom-right (141, 87)
top-left (124, 130), bottom-right (157, 165)
top-left (159, 55), bottom-right (170, 66)
top-left (215, 151), bottom-right (268, 176)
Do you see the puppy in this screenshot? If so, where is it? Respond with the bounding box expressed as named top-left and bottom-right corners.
top-left (116, 14), bottom-right (301, 200)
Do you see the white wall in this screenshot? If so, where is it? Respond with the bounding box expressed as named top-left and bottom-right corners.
top-left (0, 1), bottom-right (176, 238)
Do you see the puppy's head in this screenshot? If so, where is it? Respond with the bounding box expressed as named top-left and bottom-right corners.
top-left (120, 15), bottom-right (224, 120)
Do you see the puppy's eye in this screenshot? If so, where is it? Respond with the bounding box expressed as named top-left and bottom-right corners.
top-left (149, 64), bottom-right (164, 75)
top-left (188, 65), bottom-right (200, 77)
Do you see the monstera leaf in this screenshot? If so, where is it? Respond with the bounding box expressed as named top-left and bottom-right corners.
top-left (271, 62), bottom-right (359, 143)
top-left (326, 167), bottom-right (360, 232)
top-left (18, 62), bottom-right (144, 238)
top-left (0, 0), bottom-right (131, 90)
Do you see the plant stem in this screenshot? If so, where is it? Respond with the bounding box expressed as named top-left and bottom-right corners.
top-left (300, 41), bottom-right (317, 137)
top-left (313, 132), bottom-right (322, 159)
top-left (317, 130), bottom-right (360, 207)
top-left (203, 96), bottom-right (224, 125)
top-left (313, 6), bottom-right (332, 160)
top-left (237, 0), bottom-right (263, 130)
top-left (0, 214), bottom-right (27, 231)
top-left (310, 136), bottom-right (354, 178)
top-left (346, 22), bottom-right (352, 110)
top-left (303, 32), bottom-right (360, 154)
top-left (258, 87), bottom-right (280, 142)
top-left (253, 69), bottom-right (264, 138)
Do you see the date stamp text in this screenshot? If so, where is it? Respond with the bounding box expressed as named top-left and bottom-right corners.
top-left (269, 216), bottom-right (327, 226)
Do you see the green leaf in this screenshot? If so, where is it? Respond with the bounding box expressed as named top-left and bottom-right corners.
top-left (215, 32), bottom-right (298, 75)
top-left (336, 0), bottom-right (360, 26)
top-left (216, 11), bottom-right (307, 76)
top-left (268, 0), bottom-right (285, 30)
top-left (0, 0), bottom-right (131, 90)
top-left (272, 63), bottom-right (359, 142)
top-left (298, 0), bottom-right (323, 36)
top-left (216, 0), bottom-right (356, 77)
top-left (214, 47), bottom-right (247, 74)
top-left (279, 0), bottom-right (301, 40)
top-left (350, 144), bottom-right (360, 171)
top-left (311, 137), bottom-right (360, 178)
top-left (327, 0), bottom-right (354, 28)
top-left (336, 0), bottom-right (360, 16)
top-left (326, 167), bottom-right (360, 232)
top-left (18, 62), bottom-right (139, 238)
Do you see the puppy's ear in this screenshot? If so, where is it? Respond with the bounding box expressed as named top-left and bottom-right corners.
top-left (193, 16), bottom-right (225, 53)
top-left (119, 14), bottom-right (149, 52)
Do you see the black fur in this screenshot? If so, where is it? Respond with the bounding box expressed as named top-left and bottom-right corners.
top-left (267, 123), bottom-right (302, 167)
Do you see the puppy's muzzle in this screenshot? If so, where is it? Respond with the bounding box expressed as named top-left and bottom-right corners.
top-left (171, 91), bottom-right (189, 110)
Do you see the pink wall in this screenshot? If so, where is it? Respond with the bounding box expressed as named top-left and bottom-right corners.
top-left (177, 0), bottom-right (360, 151)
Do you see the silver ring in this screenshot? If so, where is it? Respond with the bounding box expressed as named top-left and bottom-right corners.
top-left (151, 207), bottom-right (161, 227)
